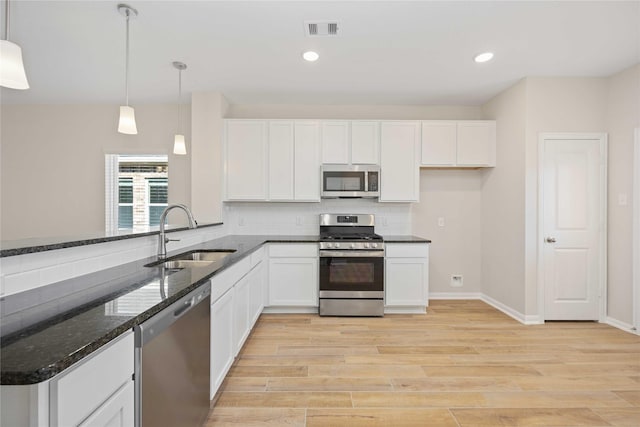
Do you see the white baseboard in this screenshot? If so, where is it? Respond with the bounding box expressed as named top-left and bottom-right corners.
top-left (262, 306), bottom-right (318, 314)
top-left (384, 306), bottom-right (427, 314)
top-left (604, 316), bottom-right (638, 335)
top-left (429, 292), bottom-right (482, 300)
top-left (478, 294), bottom-right (543, 325)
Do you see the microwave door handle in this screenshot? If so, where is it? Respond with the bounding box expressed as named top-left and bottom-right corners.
top-left (364, 172), bottom-right (368, 192)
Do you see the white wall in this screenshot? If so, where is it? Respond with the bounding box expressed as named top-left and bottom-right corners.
top-left (605, 64), bottom-right (640, 325)
top-left (0, 104), bottom-right (192, 241)
top-left (412, 169), bottom-right (482, 294)
top-left (191, 92), bottom-right (228, 223)
top-left (481, 80), bottom-right (528, 314)
top-left (523, 77), bottom-right (608, 316)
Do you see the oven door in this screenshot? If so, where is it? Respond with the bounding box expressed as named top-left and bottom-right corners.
top-left (319, 251), bottom-right (384, 298)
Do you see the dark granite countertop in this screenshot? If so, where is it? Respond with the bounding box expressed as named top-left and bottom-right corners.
top-left (0, 222), bottom-right (224, 257)
top-left (0, 235), bottom-right (319, 385)
top-left (382, 235), bottom-right (431, 243)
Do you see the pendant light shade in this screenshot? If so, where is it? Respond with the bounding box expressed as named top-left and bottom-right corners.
top-left (118, 4), bottom-right (138, 135)
top-left (0, 0), bottom-right (29, 89)
top-left (173, 134), bottom-right (186, 155)
top-left (172, 61), bottom-right (187, 155)
top-left (118, 105), bottom-right (138, 134)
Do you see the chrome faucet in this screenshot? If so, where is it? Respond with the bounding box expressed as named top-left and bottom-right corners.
top-left (158, 204), bottom-right (197, 259)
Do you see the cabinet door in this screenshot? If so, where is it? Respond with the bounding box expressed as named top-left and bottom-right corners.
top-left (210, 287), bottom-right (234, 399)
top-left (456, 121), bottom-right (496, 167)
top-left (225, 120), bottom-right (268, 200)
top-left (248, 263), bottom-right (264, 326)
top-left (321, 121), bottom-right (349, 164)
top-left (78, 381), bottom-right (134, 427)
top-left (269, 121), bottom-right (295, 200)
top-left (294, 121), bottom-right (321, 201)
top-left (232, 275), bottom-right (251, 355)
top-left (52, 332), bottom-right (133, 427)
top-left (385, 258), bottom-right (429, 306)
top-left (269, 258), bottom-right (318, 306)
top-left (351, 121), bottom-right (380, 164)
top-left (379, 121), bottom-right (420, 202)
top-left (421, 121), bottom-right (457, 166)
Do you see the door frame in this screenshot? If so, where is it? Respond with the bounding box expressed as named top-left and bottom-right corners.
top-left (537, 132), bottom-right (608, 322)
top-left (634, 128), bottom-right (640, 334)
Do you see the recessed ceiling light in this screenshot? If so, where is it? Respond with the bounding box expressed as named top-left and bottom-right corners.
top-left (474, 52), bottom-right (494, 63)
top-left (302, 51), bottom-right (319, 62)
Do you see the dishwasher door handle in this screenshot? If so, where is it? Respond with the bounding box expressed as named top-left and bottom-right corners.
top-left (174, 298), bottom-right (194, 318)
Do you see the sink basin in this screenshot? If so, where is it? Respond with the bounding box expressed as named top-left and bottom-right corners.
top-left (146, 249), bottom-right (236, 269)
top-left (172, 250), bottom-right (236, 263)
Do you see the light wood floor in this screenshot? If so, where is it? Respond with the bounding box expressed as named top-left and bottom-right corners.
top-left (205, 300), bottom-right (640, 426)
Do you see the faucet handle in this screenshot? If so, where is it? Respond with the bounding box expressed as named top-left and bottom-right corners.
top-left (165, 237), bottom-right (180, 243)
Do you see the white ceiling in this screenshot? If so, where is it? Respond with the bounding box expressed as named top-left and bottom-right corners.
top-left (1, 0), bottom-right (639, 106)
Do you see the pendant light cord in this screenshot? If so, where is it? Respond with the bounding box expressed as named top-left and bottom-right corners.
top-left (178, 68), bottom-right (182, 133)
top-left (125, 9), bottom-right (130, 106)
top-left (4, 0), bottom-right (10, 41)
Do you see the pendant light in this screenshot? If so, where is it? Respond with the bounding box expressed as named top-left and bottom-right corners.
top-left (0, 0), bottom-right (29, 89)
top-left (172, 61), bottom-right (187, 155)
top-left (117, 4), bottom-right (138, 135)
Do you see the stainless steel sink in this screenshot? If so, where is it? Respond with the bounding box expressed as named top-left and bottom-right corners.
top-left (147, 250), bottom-right (236, 269)
top-left (173, 250), bottom-right (236, 263)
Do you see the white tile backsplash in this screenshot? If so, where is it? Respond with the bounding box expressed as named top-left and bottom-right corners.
top-left (224, 200), bottom-right (411, 235)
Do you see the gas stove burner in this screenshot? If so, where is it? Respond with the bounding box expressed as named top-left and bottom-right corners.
top-left (320, 233), bottom-right (383, 242)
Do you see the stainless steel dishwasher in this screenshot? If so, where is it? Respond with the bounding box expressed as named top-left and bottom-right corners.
top-left (134, 283), bottom-right (210, 427)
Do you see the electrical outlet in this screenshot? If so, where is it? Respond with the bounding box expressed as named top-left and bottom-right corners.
top-left (382, 217), bottom-right (388, 226)
top-left (450, 275), bottom-right (463, 287)
top-left (238, 217), bottom-right (245, 226)
top-left (437, 217), bottom-right (445, 227)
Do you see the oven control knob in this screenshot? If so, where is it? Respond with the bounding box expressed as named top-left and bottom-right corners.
top-left (333, 243), bottom-right (339, 249)
top-left (350, 243), bottom-right (355, 249)
top-left (364, 243), bottom-right (370, 249)
top-left (371, 243), bottom-right (377, 248)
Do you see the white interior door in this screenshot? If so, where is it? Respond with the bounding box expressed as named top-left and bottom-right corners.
top-left (541, 134), bottom-right (606, 321)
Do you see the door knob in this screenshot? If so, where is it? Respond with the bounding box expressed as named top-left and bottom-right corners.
top-left (545, 237), bottom-right (556, 243)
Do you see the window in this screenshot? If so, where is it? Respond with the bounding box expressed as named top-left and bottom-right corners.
top-left (118, 178), bottom-right (134, 229)
top-left (148, 178), bottom-right (168, 226)
top-left (105, 154), bottom-right (169, 233)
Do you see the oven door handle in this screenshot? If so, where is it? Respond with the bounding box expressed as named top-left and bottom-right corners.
top-left (319, 250), bottom-right (385, 258)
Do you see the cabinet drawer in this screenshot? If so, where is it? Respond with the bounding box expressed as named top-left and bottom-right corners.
top-left (250, 246), bottom-right (266, 268)
top-left (211, 257), bottom-right (251, 303)
top-left (269, 244), bottom-right (318, 258)
top-left (385, 243), bottom-right (429, 258)
top-left (51, 331), bottom-right (134, 427)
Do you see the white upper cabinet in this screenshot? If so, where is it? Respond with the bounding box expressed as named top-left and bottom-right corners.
top-left (421, 120), bottom-right (496, 167)
top-left (321, 121), bottom-right (350, 164)
top-left (456, 121), bottom-right (496, 166)
top-left (225, 120), bottom-right (268, 200)
top-left (351, 121), bottom-right (380, 164)
top-left (379, 121), bottom-right (420, 202)
top-left (268, 121), bottom-right (295, 200)
top-left (294, 121), bottom-right (321, 201)
top-left (321, 120), bottom-right (380, 165)
top-left (224, 119), bottom-right (320, 202)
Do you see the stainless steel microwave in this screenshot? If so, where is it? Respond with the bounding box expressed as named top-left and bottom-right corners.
top-left (321, 165), bottom-right (380, 198)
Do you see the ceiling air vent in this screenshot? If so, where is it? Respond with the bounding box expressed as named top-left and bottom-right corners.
top-left (305, 21), bottom-right (340, 37)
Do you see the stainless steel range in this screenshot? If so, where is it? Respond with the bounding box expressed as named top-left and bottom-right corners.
top-left (318, 214), bottom-right (384, 317)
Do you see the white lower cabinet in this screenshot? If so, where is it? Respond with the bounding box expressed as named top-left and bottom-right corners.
top-left (52, 331), bottom-right (134, 427)
top-left (78, 381), bottom-right (134, 427)
top-left (268, 244), bottom-right (318, 308)
top-left (232, 275), bottom-right (251, 355)
top-left (385, 243), bottom-right (430, 313)
top-left (210, 249), bottom-right (265, 399)
top-left (210, 286), bottom-right (234, 400)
